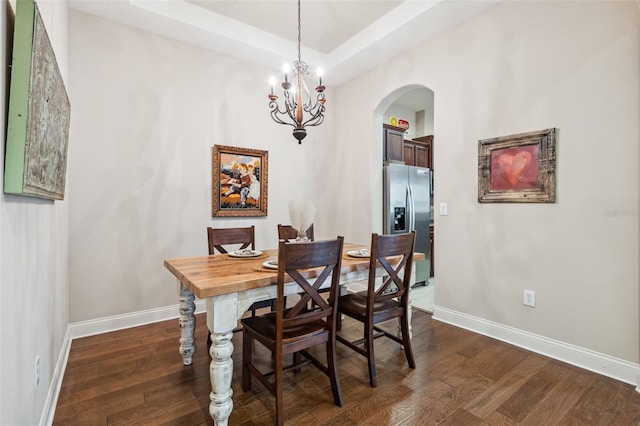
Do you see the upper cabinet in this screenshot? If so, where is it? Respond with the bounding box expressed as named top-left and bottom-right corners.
top-left (384, 124), bottom-right (433, 169)
top-left (383, 124), bottom-right (405, 163)
top-left (411, 135), bottom-right (433, 169)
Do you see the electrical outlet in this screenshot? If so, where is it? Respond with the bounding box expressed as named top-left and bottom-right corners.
top-left (524, 290), bottom-right (536, 307)
top-left (439, 202), bottom-right (448, 216)
top-left (34, 355), bottom-right (40, 389)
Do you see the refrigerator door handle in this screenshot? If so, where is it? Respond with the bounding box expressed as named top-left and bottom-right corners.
top-left (407, 183), bottom-right (415, 232)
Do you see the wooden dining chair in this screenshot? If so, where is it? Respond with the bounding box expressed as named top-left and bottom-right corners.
top-left (207, 226), bottom-right (255, 255)
top-left (207, 226), bottom-right (277, 320)
top-left (336, 231), bottom-right (416, 387)
top-left (277, 223), bottom-right (331, 308)
top-left (277, 223), bottom-right (314, 241)
top-left (241, 237), bottom-right (345, 425)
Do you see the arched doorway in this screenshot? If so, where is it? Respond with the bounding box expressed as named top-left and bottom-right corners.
top-left (374, 85), bottom-right (435, 313)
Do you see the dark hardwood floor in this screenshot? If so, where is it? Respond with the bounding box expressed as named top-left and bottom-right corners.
top-left (53, 309), bottom-right (640, 425)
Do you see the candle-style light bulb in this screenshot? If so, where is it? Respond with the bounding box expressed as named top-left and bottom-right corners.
top-left (317, 68), bottom-right (324, 86)
top-left (269, 76), bottom-right (276, 94)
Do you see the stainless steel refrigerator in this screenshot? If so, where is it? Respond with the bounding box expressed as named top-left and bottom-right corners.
top-left (383, 163), bottom-right (431, 286)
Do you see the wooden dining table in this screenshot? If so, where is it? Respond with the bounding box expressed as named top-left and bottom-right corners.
top-left (164, 242), bottom-right (425, 425)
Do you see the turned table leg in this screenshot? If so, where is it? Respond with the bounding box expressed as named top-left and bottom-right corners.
top-left (208, 331), bottom-right (234, 425)
top-left (206, 294), bottom-right (239, 425)
top-left (178, 284), bottom-right (196, 365)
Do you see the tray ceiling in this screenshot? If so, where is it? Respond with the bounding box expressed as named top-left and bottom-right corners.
top-left (68, 0), bottom-right (500, 86)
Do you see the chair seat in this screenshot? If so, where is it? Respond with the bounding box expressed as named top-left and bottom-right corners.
top-left (249, 299), bottom-right (276, 310)
top-left (339, 291), bottom-right (401, 318)
top-left (242, 312), bottom-right (328, 344)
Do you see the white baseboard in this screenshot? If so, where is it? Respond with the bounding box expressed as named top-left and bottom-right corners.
top-left (43, 300), bottom-right (207, 425)
top-left (39, 327), bottom-right (71, 426)
top-left (68, 299), bottom-right (207, 339)
top-left (433, 305), bottom-right (640, 388)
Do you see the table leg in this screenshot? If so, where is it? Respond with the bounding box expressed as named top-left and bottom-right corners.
top-left (206, 294), bottom-right (238, 425)
top-left (208, 331), bottom-right (234, 425)
top-left (178, 284), bottom-right (196, 365)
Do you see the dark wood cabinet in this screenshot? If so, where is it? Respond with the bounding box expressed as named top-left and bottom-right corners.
top-left (412, 135), bottom-right (433, 169)
top-left (383, 125), bottom-right (434, 169)
top-left (383, 124), bottom-right (405, 162)
top-left (404, 140), bottom-right (430, 168)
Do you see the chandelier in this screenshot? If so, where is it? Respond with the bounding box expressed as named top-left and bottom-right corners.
top-left (268, 0), bottom-right (326, 144)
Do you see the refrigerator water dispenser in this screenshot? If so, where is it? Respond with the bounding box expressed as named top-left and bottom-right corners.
top-left (394, 207), bottom-right (406, 231)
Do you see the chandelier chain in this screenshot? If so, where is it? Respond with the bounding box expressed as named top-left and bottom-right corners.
top-left (297, 0), bottom-right (301, 62)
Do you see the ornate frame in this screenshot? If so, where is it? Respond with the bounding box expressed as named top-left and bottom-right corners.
top-left (478, 128), bottom-right (556, 203)
top-left (212, 145), bottom-right (268, 217)
top-left (4, 0), bottom-right (71, 200)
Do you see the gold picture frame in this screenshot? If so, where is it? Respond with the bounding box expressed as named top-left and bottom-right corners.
top-left (478, 128), bottom-right (557, 203)
top-left (212, 145), bottom-right (268, 217)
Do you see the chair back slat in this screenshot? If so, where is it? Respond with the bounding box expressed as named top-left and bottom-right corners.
top-left (207, 226), bottom-right (255, 255)
top-left (286, 267), bottom-right (333, 317)
top-left (276, 237), bottom-right (343, 332)
top-left (367, 232), bottom-right (416, 311)
top-left (277, 224), bottom-right (315, 241)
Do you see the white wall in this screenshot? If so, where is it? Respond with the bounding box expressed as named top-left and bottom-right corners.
top-left (329, 0), bottom-right (639, 365)
top-left (67, 11), bottom-right (323, 322)
top-left (0, 1), bottom-right (69, 425)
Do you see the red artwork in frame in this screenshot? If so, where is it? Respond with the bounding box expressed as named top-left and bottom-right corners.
top-left (478, 128), bottom-right (556, 203)
top-left (489, 144), bottom-right (540, 191)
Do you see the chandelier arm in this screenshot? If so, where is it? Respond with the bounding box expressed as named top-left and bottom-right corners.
top-left (300, 107), bottom-right (325, 128)
top-left (302, 99), bottom-right (318, 111)
top-left (303, 100), bottom-right (322, 113)
top-left (269, 101), bottom-right (297, 128)
top-left (301, 114), bottom-right (324, 129)
top-left (270, 112), bottom-right (297, 128)
top-left (281, 91), bottom-right (301, 124)
top-left (304, 92), bottom-right (325, 112)
top-left (283, 90), bottom-right (294, 112)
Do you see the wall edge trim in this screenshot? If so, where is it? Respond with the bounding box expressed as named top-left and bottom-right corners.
top-left (433, 305), bottom-right (640, 387)
top-left (68, 299), bottom-right (207, 340)
top-left (40, 327), bottom-right (71, 426)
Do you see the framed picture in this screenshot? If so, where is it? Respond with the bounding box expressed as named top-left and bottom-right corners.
top-left (478, 128), bottom-right (556, 203)
top-left (212, 145), bottom-right (268, 217)
top-left (4, 0), bottom-right (71, 200)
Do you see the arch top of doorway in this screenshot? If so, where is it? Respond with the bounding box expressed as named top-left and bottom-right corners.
top-left (374, 84), bottom-right (435, 116)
